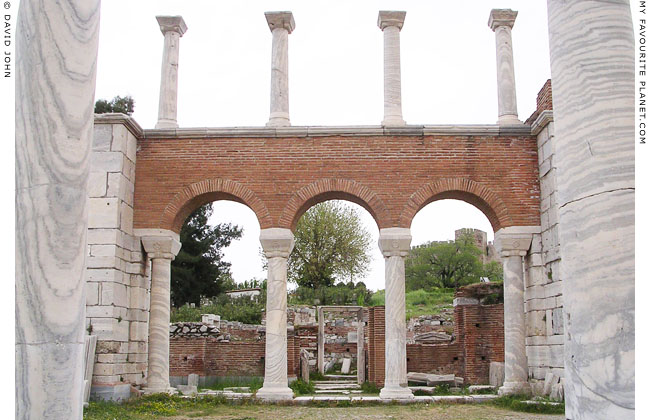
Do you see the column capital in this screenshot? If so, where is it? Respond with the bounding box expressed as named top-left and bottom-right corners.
top-left (488, 9), bottom-right (517, 31)
top-left (260, 228), bottom-right (295, 258)
top-left (494, 226), bottom-right (540, 257)
top-left (156, 16), bottom-right (188, 36)
top-left (378, 228), bottom-right (411, 257)
top-left (265, 11), bottom-right (295, 34)
top-left (137, 229), bottom-right (182, 260)
top-left (378, 11), bottom-right (406, 31)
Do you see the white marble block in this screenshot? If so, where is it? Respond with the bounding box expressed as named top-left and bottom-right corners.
top-left (16, 1), bottom-right (101, 418)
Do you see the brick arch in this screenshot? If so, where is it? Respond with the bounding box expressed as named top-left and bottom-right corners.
top-left (161, 178), bottom-right (273, 233)
top-left (279, 179), bottom-right (390, 231)
top-left (399, 179), bottom-right (513, 232)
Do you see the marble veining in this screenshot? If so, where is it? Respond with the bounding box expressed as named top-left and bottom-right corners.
top-left (16, 1), bottom-right (101, 418)
top-left (547, 1), bottom-right (634, 417)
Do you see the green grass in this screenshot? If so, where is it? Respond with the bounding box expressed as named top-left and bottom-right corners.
top-left (289, 379), bottom-right (315, 396)
top-left (199, 377), bottom-right (263, 392)
top-left (84, 394), bottom-right (231, 420)
top-left (370, 288), bottom-right (455, 320)
top-left (360, 381), bottom-right (381, 394)
top-left (490, 394), bottom-right (565, 415)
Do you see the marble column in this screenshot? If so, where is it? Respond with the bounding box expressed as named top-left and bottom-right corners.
top-left (546, 1), bottom-right (635, 418)
top-left (155, 16), bottom-right (187, 129)
top-left (356, 308), bottom-right (365, 384)
top-left (488, 9), bottom-right (521, 125)
top-left (265, 12), bottom-right (295, 127)
top-left (494, 227), bottom-right (535, 396)
top-left (317, 306), bottom-right (325, 375)
top-left (378, 228), bottom-right (413, 400)
top-left (141, 232), bottom-right (181, 394)
top-left (257, 228), bottom-right (295, 400)
top-left (378, 11), bottom-right (406, 127)
top-left (15, 1), bottom-right (101, 418)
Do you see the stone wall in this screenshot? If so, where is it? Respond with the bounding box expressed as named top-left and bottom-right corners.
top-left (524, 81), bottom-right (565, 383)
top-left (86, 115), bottom-right (150, 400)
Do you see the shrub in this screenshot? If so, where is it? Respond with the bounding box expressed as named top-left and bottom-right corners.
top-left (289, 379), bottom-right (315, 396)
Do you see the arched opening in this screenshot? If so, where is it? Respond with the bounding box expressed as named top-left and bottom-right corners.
top-left (291, 198), bottom-right (381, 385)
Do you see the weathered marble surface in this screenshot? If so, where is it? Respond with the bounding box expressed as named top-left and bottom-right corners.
top-left (15, 1), bottom-right (101, 418)
top-left (378, 11), bottom-right (406, 126)
top-left (257, 228), bottom-right (294, 400)
top-left (265, 12), bottom-right (294, 127)
top-left (378, 228), bottom-right (413, 399)
top-left (141, 233), bottom-right (181, 393)
top-left (546, 1), bottom-right (634, 418)
top-left (488, 9), bottom-right (520, 125)
top-left (494, 227), bottom-right (537, 396)
top-left (155, 16), bottom-right (187, 129)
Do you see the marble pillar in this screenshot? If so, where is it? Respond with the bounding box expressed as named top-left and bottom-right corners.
top-left (141, 232), bottom-right (181, 394)
top-left (546, 1), bottom-right (635, 418)
top-left (378, 11), bottom-right (406, 126)
top-left (378, 228), bottom-right (413, 400)
top-left (356, 308), bottom-right (365, 384)
top-left (155, 16), bottom-right (187, 129)
top-left (265, 12), bottom-right (295, 127)
top-left (488, 9), bottom-right (521, 125)
top-left (257, 228), bottom-right (295, 400)
top-left (15, 1), bottom-right (101, 418)
top-left (317, 306), bottom-right (325, 375)
top-left (494, 227), bottom-right (536, 396)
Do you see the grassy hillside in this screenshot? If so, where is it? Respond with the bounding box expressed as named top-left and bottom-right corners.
top-left (369, 288), bottom-right (455, 320)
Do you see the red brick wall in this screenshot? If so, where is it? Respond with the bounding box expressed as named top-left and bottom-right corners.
top-left (525, 79), bottom-right (553, 124)
top-left (367, 306), bottom-right (386, 386)
top-left (170, 338), bottom-right (265, 377)
top-left (367, 304), bottom-right (504, 386)
top-left (133, 134), bottom-right (540, 232)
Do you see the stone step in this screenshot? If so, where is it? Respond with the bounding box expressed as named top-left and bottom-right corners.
top-left (313, 381), bottom-right (358, 385)
top-left (314, 389), bottom-right (363, 394)
top-left (314, 383), bottom-right (361, 390)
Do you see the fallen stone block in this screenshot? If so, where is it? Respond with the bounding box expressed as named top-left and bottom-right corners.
top-left (489, 362), bottom-right (505, 388)
top-left (176, 385), bottom-right (197, 396)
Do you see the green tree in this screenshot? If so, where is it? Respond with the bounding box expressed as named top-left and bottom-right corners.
top-left (171, 203), bottom-right (243, 307)
top-left (94, 95), bottom-right (135, 115)
top-left (288, 201), bottom-right (372, 289)
top-left (405, 232), bottom-right (491, 290)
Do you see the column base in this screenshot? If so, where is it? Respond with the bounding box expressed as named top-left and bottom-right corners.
top-left (142, 386), bottom-right (177, 395)
top-left (380, 385), bottom-right (414, 400)
top-left (497, 115), bottom-right (523, 126)
top-left (266, 118), bottom-right (291, 127)
top-left (155, 119), bottom-right (178, 129)
top-left (498, 381), bottom-right (532, 396)
top-left (256, 385), bottom-right (294, 401)
top-left (381, 117), bottom-right (406, 126)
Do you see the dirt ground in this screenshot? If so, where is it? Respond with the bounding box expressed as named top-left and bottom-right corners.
top-left (168, 404), bottom-right (564, 420)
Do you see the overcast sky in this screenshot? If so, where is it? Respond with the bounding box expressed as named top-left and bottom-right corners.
top-left (93, 0), bottom-right (552, 291)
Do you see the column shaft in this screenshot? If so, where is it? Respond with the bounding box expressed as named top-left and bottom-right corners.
top-left (265, 12), bottom-right (295, 127)
top-left (500, 255), bottom-right (529, 393)
top-left (155, 16), bottom-right (187, 129)
top-left (257, 228), bottom-right (294, 400)
top-left (489, 9), bottom-right (520, 125)
top-left (378, 11), bottom-right (406, 126)
top-left (16, 1), bottom-right (101, 418)
top-left (356, 309), bottom-right (365, 384)
top-left (383, 26), bottom-right (404, 125)
top-left (262, 256), bottom-right (290, 388)
top-left (318, 307), bottom-right (325, 375)
top-left (547, 1), bottom-right (634, 418)
top-left (268, 28), bottom-right (290, 126)
top-left (146, 257), bottom-right (173, 392)
top-left (382, 256), bottom-right (409, 390)
top-left (156, 31), bottom-right (181, 128)
top-left (378, 228), bottom-right (413, 400)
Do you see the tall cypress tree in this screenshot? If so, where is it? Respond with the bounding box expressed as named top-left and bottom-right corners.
top-left (171, 203), bottom-right (243, 307)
